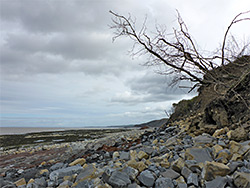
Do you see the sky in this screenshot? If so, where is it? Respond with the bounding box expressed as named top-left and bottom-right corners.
top-left (0, 0), bottom-right (249, 127)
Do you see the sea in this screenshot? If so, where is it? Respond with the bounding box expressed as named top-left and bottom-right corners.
top-left (0, 127), bottom-right (112, 135)
top-left (0, 117), bottom-right (133, 135)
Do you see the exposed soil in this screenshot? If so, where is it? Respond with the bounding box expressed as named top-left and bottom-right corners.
top-left (167, 55), bottom-right (250, 135)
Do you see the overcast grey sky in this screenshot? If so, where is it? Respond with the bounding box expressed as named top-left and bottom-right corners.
top-left (0, 0), bottom-right (249, 127)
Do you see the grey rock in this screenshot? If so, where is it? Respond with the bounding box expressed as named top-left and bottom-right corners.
top-left (120, 151), bottom-right (130, 160)
top-left (91, 153), bottom-right (99, 160)
top-left (104, 152), bottom-right (110, 159)
top-left (122, 166), bottom-right (139, 180)
top-left (127, 183), bottom-right (141, 188)
top-left (233, 172), bottom-right (250, 188)
top-left (185, 160), bottom-right (197, 165)
top-left (244, 160), bottom-right (250, 168)
top-left (17, 185), bottom-right (26, 188)
top-left (93, 142), bottom-right (103, 150)
top-left (239, 166), bottom-right (250, 173)
top-left (102, 168), bottom-right (114, 183)
top-left (187, 173), bottom-right (198, 187)
top-left (75, 164), bottom-right (96, 182)
top-left (194, 134), bottom-right (215, 145)
top-left (174, 145), bottom-right (183, 152)
top-left (0, 177), bottom-right (4, 188)
top-left (108, 170), bottom-right (131, 187)
top-left (2, 184), bottom-right (16, 188)
top-left (218, 139), bottom-right (226, 147)
top-left (34, 177), bottom-right (47, 187)
top-left (138, 170), bottom-right (155, 187)
top-left (49, 163), bottom-right (66, 171)
top-left (161, 168), bottom-right (180, 179)
top-left (26, 183), bottom-right (35, 188)
top-left (155, 177), bottom-right (174, 188)
top-left (22, 168), bottom-right (38, 181)
top-left (217, 149), bottom-right (230, 156)
top-left (72, 180), bottom-right (94, 188)
top-left (59, 180), bottom-right (73, 187)
top-left (148, 164), bottom-right (160, 176)
top-left (0, 179), bottom-right (14, 188)
top-left (2, 180), bottom-right (16, 188)
top-left (228, 161), bottom-right (244, 173)
top-left (205, 176), bottom-right (227, 188)
top-left (177, 183), bottom-right (188, 188)
top-left (186, 147), bottom-right (212, 163)
top-left (47, 181), bottom-right (56, 187)
top-left (165, 126), bottom-right (176, 133)
top-left (181, 166), bottom-right (192, 180)
top-left (50, 165), bottom-right (83, 181)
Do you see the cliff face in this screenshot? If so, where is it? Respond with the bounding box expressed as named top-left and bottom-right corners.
top-left (167, 55), bottom-right (250, 139)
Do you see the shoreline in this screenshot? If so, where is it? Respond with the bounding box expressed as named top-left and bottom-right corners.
top-left (0, 127), bottom-right (146, 153)
top-left (0, 126), bottom-right (135, 135)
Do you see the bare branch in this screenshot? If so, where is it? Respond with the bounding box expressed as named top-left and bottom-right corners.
top-left (221, 10), bottom-right (250, 65)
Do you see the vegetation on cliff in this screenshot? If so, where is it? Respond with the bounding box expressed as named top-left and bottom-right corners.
top-left (110, 10), bottom-right (250, 137)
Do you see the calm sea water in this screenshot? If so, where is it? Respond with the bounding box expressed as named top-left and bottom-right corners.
top-left (0, 127), bottom-right (113, 135)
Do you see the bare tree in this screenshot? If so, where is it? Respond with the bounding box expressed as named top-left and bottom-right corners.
top-left (109, 10), bottom-right (250, 92)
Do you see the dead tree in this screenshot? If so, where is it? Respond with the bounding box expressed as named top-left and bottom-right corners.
top-left (109, 10), bottom-right (250, 92)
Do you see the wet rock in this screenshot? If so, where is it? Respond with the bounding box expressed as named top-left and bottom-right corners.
top-left (138, 170), bottom-right (155, 187)
top-left (155, 177), bottom-right (174, 188)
